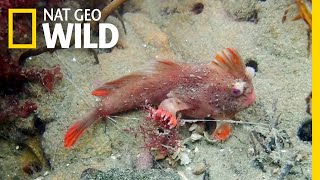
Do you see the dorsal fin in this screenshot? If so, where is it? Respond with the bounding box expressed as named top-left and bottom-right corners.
top-left (92, 60), bottom-right (181, 97)
top-left (92, 74), bottom-right (144, 96)
top-left (144, 60), bottom-right (181, 74)
top-left (212, 48), bottom-right (246, 77)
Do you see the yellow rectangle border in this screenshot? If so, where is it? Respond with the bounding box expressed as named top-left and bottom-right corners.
top-left (314, 0), bottom-right (318, 179)
top-left (8, 8), bottom-right (37, 49)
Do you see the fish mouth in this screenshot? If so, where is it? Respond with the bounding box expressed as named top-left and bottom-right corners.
top-left (245, 91), bottom-right (255, 107)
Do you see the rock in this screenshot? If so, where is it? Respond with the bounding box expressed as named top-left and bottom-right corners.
top-left (80, 168), bottom-right (180, 180)
top-left (192, 162), bottom-right (207, 175)
top-left (136, 149), bottom-right (154, 169)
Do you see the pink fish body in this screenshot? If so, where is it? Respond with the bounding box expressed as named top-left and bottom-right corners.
top-left (64, 48), bottom-right (255, 148)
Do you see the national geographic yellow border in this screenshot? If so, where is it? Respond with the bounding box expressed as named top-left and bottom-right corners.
top-left (313, 0), bottom-right (318, 179)
top-left (8, 9), bottom-right (37, 49)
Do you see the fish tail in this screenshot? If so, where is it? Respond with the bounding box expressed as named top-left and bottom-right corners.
top-left (64, 108), bottom-right (101, 148)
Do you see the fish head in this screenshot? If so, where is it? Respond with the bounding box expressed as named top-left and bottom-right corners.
top-left (209, 48), bottom-right (256, 115)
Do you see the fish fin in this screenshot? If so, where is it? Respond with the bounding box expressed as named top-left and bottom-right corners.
top-left (144, 60), bottom-right (181, 74)
top-left (212, 122), bottom-right (232, 141)
top-left (92, 74), bottom-right (144, 97)
top-left (158, 97), bottom-right (193, 115)
top-left (212, 48), bottom-right (246, 77)
top-left (64, 108), bottom-right (100, 148)
top-left (150, 97), bottom-right (192, 128)
top-left (92, 60), bottom-right (180, 97)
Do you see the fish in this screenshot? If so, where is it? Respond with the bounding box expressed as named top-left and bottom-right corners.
top-left (64, 48), bottom-right (255, 148)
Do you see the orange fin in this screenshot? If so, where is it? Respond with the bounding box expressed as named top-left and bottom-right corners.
top-left (92, 74), bottom-right (144, 97)
top-left (64, 120), bottom-right (87, 148)
top-left (64, 108), bottom-right (100, 148)
top-left (212, 122), bottom-right (232, 141)
top-left (92, 89), bottom-right (109, 96)
top-left (212, 48), bottom-right (246, 77)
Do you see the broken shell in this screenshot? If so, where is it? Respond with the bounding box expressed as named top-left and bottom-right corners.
top-left (171, 148), bottom-right (181, 160)
top-left (189, 123), bottom-right (197, 131)
top-left (192, 162), bottom-right (207, 175)
top-left (204, 131), bottom-right (218, 144)
top-left (190, 133), bottom-right (203, 142)
top-left (179, 152), bottom-right (191, 165)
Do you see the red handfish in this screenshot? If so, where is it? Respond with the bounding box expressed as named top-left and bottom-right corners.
top-left (64, 48), bottom-right (255, 148)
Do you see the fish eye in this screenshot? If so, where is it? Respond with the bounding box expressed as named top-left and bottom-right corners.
top-left (231, 81), bottom-right (246, 97)
top-left (231, 88), bottom-right (242, 97)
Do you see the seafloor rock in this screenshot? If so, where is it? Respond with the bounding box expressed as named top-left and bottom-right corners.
top-left (80, 168), bottom-right (180, 180)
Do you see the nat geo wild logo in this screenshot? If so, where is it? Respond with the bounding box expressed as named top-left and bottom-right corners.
top-left (8, 8), bottom-right (119, 49)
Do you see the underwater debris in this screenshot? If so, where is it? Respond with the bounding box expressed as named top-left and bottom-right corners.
top-left (91, 0), bottom-right (128, 32)
top-left (282, 0), bottom-right (312, 54)
top-left (293, 0), bottom-right (312, 30)
top-left (305, 92), bottom-right (311, 115)
top-left (21, 137), bottom-right (49, 176)
top-left (247, 100), bottom-right (310, 179)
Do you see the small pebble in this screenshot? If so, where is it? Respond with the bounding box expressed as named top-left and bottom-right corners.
top-left (43, 171), bottom-right (49, 176)
top-left (194, 146), bottom-right (199, 153)
top-left (192, 162), bottom-right (207, 175)
top-left (247, 147), bottom-right (255, 156)
top-left (190, 133), bottom-right (203, 142)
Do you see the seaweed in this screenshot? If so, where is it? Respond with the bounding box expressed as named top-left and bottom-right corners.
top-left (0, 0), bottom-right (64, 123)
top-left (139, 105), bottom-right (181, 158)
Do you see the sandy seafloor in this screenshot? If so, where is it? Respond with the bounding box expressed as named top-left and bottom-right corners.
top-left (0, 0), bottom-right (312, 179)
